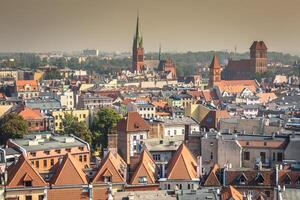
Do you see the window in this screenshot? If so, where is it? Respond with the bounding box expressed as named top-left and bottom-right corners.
top-left (140, 135), bottom-right (143, 140)
top-left (260, 152), bottom-right (266, 163)
top-left (84, 155), bottom-right (87, 162)
top-left (79, 155), bottom-right (83, 162)
top-left (255, 173), bottom-right (264, 185)
top-left (103, 176), bottom-right (112, 183)
top-left (187, 184), bottom-right (191, 189)
top-left (50, 159), bottom-right (54, 166)
top-left (277, 152), bottom-right (283, 162)
top-left (30, 152), bottom-right (36, 157)
top-left (167, 184), bottom-right (170, 190)
top-left (66, 148), bottom-right (71, 153)
top-left (138, 176), bottom-right (148, 184)
top-left (133, 145), bottom-right (137, 150)
top-left (244, 152), bottom-right (250, 161)
top-left (238, 174), bottom-right (247, 185)
top-left (174, 130), bottom-right (177, 135)
top-left (210, 152), bottom-right (213, 160)
top-left (153, 154), bottom-right (161, 161)
top-left (55, 149), bottom-right (61, 154)
top-left (264, 142), bottom-right (267, 146)
top-left (79, 147), bottom-right (84, 151)
top-left (246, 141), bottom-right (249, 145)
top-left (36, 160), bottom-right (39, 168)
top-left (167, 130), bottom-right (171, 136)
top-left (43, 160), bottom-right (47, 167)
top-left (182, 129), bottom-right (185, 134)
top-left (25, 195), bottom-right (32, 200)
top-left (24, 181), bottom-right (32, 187)
top-left (284, 175), bottom-right (291, 185)
top-left (44, 150), bottom-right (50, 155)
top-left (133, 136), bottom-right (137, 141)
top-left (38, 195), bottom-right (44, 200)
top-left (83, 114), bottom-right (86, 118)
top-left (265, 191), bottom-right (270, 197)
top-left (36, 122), bottom-right (39, 127)
top-left (273, 152), bottom-right (276, 161)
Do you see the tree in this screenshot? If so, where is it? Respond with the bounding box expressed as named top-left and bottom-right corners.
top-left (44, 70), bottom-right (62, 80)
top-left (62, 113), bottom-right (92, 144)
top-left (0, 113), bottom-right (28, 144)
top-left (91, 108), bottom-right (121, 150)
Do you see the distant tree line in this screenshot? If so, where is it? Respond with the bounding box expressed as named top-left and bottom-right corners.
top-left (0, 51), bottom-right (299, 77)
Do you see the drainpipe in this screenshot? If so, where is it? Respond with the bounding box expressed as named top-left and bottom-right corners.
top-left (275, 164), bottom-right (279, 187)
top-left (223, 167), bottom-right (227, 187)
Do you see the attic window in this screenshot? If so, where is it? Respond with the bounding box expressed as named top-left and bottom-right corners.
top-left (138, 176), bottom-right (148, 184)
top-left (103, 176), bottom-right (112, 183)
top-left (237, 173), bottom-right (247, 185)
top-left (255, 173), bottom-right (265, 185)
top-left (24, 180), bottom-right (32, 187)
top-left (246, 142), bottom-right (249, 145)
top-left (134, 124), bottom-right (140, 129)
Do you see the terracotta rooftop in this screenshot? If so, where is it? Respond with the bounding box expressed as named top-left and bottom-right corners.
top-left (215, 80), bottom-right (259, 94)
top-left (18, 107), bottom-right (44, 120)
top-left (6, 154), bottom-right (47, 188)
top-left (203, 164), bottom-right (221, 187)
top-left (256, 93), bottom-right (277, 104)
top-left (167, 143), bottom-right (198, 180)
top-left (16, 80), bottom-right (38, 87)
top-left (130, 148), bottom-right (157, 184)
top-left (92, 151), bottom-right (126, 184)
top-left (50, 154), bottom-right (88, 185)
top-left (117, 111), bottom-right (150, 132)
top-left (221, 186), bottom-right (243, 200)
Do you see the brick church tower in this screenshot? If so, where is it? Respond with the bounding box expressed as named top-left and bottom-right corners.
top-left (209, 54), bottom-right (221, 88)
top-left (250, 41), bottom-right (268, 73)
top-left (132, 14), bottom-right (144, 73)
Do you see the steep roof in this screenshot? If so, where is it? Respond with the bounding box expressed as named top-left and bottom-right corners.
top-left (250, 41), bottom-right (267, 50)
top-left (204, 164), bottom-right (221, 186)
top-left (6, 154), bottom-right (47, 188)
top-left (130, 148), bottom-right (157, 184)
top-left (117, 111), bottom-right (150, 132)
top-left (221, 186), bottom-right (243, 200)
top-left (50, 154), bottom-right (87, 185)
top-left (92, 151), bottom-right (126, 183)
top-left (167, 143), bottom-right (198, 180)
top-left (210, 54), bottom-right (221, 69)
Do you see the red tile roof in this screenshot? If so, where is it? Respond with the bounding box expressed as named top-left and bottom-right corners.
top-left (92, 151), bottom-right (126, 184)
top-left (215, 80), bottom-right (259, 94)
top-left (167, 143), bottom-right (198, 180)
top-left (203, 164), bottom-right (221, 186)
top-left (6, 154), bottom-right (47, 188)
top-left (18, 107), bottom-right (44, 120)
top-left (50, 154), bottom-right (87, 185)
top-left (221, 186), bottom-right (243, 200)
top-left (117, 111), bottom-right (150, 132)
top-left (16, 80), bottom-right (38, 87)
top-left (130, 148), bottom-right (157, 184)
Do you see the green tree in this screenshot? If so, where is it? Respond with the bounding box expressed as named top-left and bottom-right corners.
top-left (62, 113), bottom-right (92, 144)
top-left (0, 113), bottom-right (28, 144)
top-left (91, 108), bottom-right (121, 150)
top-left (44, 70), bottom-right (62, 80)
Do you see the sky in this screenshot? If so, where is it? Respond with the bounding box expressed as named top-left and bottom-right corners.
top-left (0, 0), bottom-right (299, 54)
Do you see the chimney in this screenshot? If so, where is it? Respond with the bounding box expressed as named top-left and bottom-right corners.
top-left (196, 156), bottom-right (202, 177)
top-left (275, 164), bottom-right (279, 186)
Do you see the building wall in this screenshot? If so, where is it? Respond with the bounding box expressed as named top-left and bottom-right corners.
top-left (52, 109), bottom-right (89, 132)
top-left (48, 187), bottom-right (89, 200)
top-left (60, 90), bottom-right (74, 109)
top-left (5, 189), bottom-right (45, 200)
top-left (159, 180), bottom-right (199, 191)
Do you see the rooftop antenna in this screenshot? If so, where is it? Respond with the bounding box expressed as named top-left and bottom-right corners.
top-left (234, 45), bottom-right (237, 57)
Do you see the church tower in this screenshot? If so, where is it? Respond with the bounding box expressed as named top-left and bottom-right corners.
top-left (209, 54), bottom-right (221, 88)
top-left (250, 41), bottom-right (268, 73)
top-left (132, 14), bottom-right (144, 73)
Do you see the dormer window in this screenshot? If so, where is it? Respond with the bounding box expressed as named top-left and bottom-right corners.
top-left (24, 180), bottom-right (32, 187)
top-left (255, 173), bottom-right (265, 185)
top-left (237, 173), bottom-right (247, 185)
top-left (138, 176), bottom-right (148, 184)
top-left (103, 176), bottom-right (112, 183)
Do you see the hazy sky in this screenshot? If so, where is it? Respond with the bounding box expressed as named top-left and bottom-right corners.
top-left (0, 0), bottom-right (299, 54)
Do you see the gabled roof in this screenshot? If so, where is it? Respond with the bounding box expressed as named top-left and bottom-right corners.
top-left (221, 186), bottom-right (243, 200)
top-left (6, 154), bottom-right (47, 188)
top-left (117, 111), bottom-right (150, 132)
top-left (167, 143), bottom-right (198, 180)
top-left (203, 164), bottom-right (221, 186)
top-left (92, 151), bottom-right (126, 184)
top-left (18, 107), bottom-right (44, 120)
top-left (210, 54), bottom-right (221, 69)
top-left (250, 41), bottom-right (267, 50)
top-left (50, 154), bottom-right (87, 185)
top-left (130, 148), bottom-right (157, 184)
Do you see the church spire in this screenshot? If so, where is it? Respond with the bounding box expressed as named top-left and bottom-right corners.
top-left (158, 43), bottom-right (161, 61)
top-left (133, 12), bottom-right (143, 48)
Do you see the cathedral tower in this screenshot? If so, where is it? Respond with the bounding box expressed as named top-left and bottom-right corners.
top-left (132, 14), bottom-right (144, 73)
top-left (250, 41), bottom-right (268, 73)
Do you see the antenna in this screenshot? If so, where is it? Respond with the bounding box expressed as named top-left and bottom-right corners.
top-left (234, 45), bottom-right (237, 57)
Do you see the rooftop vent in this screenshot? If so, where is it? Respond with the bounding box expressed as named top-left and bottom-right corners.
top-left (65, 137), bottom-right (75, 143)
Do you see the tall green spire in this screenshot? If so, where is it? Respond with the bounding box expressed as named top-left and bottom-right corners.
top-left (133, 12), bottom-right (143, 49)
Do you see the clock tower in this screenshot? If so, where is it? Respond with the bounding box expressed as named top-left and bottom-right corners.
top-left (209, 54), bottom-right (221, 88)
